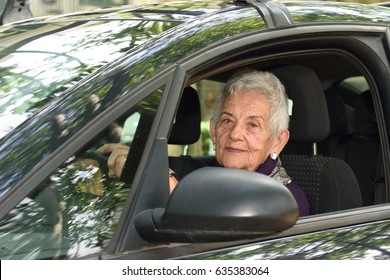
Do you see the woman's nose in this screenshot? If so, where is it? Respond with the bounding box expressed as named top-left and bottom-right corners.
top-left (229, 123), bottom-right (244, 140)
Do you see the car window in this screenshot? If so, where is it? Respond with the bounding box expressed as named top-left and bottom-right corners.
top-left (169, 51), bottom-right (383, 215)
top-left (0, 18), bottom-right (181, 140)
top-left (0, 88), bottom-right (162, 259)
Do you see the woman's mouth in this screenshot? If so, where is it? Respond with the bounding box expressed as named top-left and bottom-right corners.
top-left (225, 147), bottom-right (245, 153)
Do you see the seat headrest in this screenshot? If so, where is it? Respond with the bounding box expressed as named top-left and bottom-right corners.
top-left (271, 65), bottom-right (330, 143)
top-left (353, 90), bottom-right (378, 136)
top-left (168, 86), bottom-right (201, 145)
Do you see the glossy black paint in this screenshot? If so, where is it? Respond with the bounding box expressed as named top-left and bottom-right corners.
top-left (184, 220), bottom-right (390, 260)
top-left (1, 0), bottom-right (390, 260)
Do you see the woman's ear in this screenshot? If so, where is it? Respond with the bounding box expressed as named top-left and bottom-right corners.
top-left (209, 118), bottom-right (216, 144)
top-left (272, 129), bottom-right (290, 155)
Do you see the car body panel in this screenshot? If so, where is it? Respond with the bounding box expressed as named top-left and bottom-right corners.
top-left (184, 220), bottom-right (390, 260)
top-left (287, 1), bottom-right (390, 25)
top-left (1, 0), bottom-right (390, 260)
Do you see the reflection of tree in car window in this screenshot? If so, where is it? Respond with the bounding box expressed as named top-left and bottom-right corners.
top-left (0, 87), bottom-right (163, 259)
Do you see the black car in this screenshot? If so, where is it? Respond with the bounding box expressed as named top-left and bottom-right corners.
top-left (1, 0), bottom-right (390, 260)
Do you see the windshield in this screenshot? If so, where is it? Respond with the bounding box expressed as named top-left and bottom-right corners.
top-left (0, 18), bottom-right (181, 139)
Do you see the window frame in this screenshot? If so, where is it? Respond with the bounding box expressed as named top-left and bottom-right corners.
top-left (112, 24), bottom-right (390, 259)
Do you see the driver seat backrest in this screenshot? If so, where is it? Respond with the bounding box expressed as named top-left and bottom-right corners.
top-left (271, 65), bottom-right (362, 214)
top-left (168, 86), bottom-right (205, 180)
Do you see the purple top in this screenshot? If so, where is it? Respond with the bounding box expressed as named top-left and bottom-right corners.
top-left (256, 157), bottom-right (310, 217)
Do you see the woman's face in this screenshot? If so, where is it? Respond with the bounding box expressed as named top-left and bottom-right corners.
top-left (210, 90), bottom-right (288, 171)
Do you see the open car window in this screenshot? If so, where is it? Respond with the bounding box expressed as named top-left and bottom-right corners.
top-left (169, 49), bottom-right (382, 216)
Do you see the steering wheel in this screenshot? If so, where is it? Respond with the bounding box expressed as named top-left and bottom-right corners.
top-left (84, 149), bottom-right (109, 177)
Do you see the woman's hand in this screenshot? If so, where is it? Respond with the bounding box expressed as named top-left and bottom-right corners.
top-left (97, 143), bottom-right (129, 179)
top-left (97, 143), bottom-right (179, 193)
top-left (169, 174), bottom-right (179, 194)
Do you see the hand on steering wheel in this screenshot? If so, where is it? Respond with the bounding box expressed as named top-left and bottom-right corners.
top-left (97, 143), bottom-right (129, 179)
top-left (84, 149), bottom-right (110, 176)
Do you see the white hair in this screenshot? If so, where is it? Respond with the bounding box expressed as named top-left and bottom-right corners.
top-left (213, 70), bottom-right (289, 136)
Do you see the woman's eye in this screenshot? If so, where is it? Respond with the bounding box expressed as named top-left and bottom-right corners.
top-left (249, 122), bottom-right (259, 128)
top-left (222, 118), bottom-right (233, 125)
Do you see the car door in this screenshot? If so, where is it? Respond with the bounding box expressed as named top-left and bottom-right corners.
top-left (0, 58), bottom-right (179, 259)
top-left (110, 22), bottom-right (390, 259)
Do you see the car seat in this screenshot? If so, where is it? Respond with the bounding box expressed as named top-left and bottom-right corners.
top-left (346, 90), bottom-right (380, 206)
top-left (271, 65), bottom-right (362, 214)
top-left (168, 86), bottom-right (206, 180)
top-left (318, 86), bottom-right (352, 160)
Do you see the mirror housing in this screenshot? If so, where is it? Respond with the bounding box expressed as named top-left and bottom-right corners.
top-left (135, 167), bottom-right (299, 243)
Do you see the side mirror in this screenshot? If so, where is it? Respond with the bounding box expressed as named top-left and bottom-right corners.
top-left (135, 167), bottom-right (299, 243)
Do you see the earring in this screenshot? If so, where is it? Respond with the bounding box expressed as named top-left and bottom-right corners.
top-left (271, 152), bottom-right (278, 160)
top-left (213, 143), bottom-right (216, 151)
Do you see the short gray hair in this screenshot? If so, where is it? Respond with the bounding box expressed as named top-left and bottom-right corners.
top-left (213, 70), bottom-right (289, 136)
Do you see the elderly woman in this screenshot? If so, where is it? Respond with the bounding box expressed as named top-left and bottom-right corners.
top-left (98, 70), bottom-right (309, 216)
top-left (209, 70), bottom-right (309, 216)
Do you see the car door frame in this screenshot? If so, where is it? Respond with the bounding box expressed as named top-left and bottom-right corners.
top-left (109, 23), bottom-right (390, 259)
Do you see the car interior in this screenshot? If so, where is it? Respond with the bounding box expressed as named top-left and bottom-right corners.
top-left (167, 52), bottom-right (383, 217)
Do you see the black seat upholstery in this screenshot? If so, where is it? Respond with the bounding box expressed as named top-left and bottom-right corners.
top-left (168, 86), bottom-right (205, 180)
top-left (346, 90), bottom-right (380, 206)
top-left (169, 86), bottom-right (201, 146)
top-left (271, 65), bottom-right (362, 214)
top-left (318, 86), bottom-right (352, 160)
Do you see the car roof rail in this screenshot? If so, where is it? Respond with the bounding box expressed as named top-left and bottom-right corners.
top-left (233, 0), bottom-right (294, 28)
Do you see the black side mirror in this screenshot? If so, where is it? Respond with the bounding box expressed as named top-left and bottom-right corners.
top-left (135, 167), bottom-right (299, 243)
